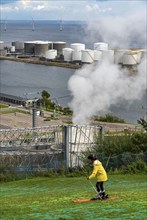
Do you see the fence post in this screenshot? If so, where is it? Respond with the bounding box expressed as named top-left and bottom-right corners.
top-left (32, 101), bottom-right (37, 128)
top-left (99, 126), bottom-right (105, 141)
top-left (64, 126), bottom-right (70, 168)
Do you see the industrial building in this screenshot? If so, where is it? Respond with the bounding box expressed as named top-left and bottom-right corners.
top-left (0, 93), bottom-right (37, 107)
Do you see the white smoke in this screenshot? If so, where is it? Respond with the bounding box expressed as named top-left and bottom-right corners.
top-left (84, 12), bottom-right (146, 48)
top-left (68, 5), bottom-right (146, 125)
top-left (68, 56), bottom-right (146, 125)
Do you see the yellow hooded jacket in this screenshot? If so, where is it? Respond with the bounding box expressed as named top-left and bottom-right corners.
top-left (89, 160), bottom-right (108, 182)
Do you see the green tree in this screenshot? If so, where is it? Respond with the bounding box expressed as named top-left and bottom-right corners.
top-left (63, 107), bottom-right (73, 115)
top-left (41, 90), bottom-right (50, 99)
top-left (131, 133), bottom-right (147, 151)
top-left (44, 97), bottom-right (50, 110)
top-left (137, 118), bottom-right (147, 131)
top-left (41, 90), bottom-right (51, 109)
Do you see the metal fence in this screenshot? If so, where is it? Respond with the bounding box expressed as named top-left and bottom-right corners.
top-left (0, 125), bottom-right (103, 172)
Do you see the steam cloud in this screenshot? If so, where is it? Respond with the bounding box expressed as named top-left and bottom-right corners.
top-left (68, 9), bottom-right (146, 125)
top-left (68, 57), bottom-right (146, 125)
top-left (84, 10), bottom-right (146, 48)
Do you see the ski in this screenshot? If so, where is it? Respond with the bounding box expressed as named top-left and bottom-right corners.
top-left (73, 196), bottom-right (118, 203)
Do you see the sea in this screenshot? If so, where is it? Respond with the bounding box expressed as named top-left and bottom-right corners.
top-left (0, 20), bottom-right (146, 124)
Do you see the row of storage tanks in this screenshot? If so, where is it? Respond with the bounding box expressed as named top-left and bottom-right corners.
top-left (63, 43), bottom-right (146, 65)
top-left (0, 40), bottom-right (146, 65)
top-left (0, 40), bottom-right (65, 57)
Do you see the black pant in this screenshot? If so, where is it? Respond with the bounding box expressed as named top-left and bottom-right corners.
top-left (96, 182), bottom-right (104, 193)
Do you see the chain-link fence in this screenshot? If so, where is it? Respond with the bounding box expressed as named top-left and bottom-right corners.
top-left (0, 125), bottom-right (103, 174)
top-left (1, 125), bottom-right (146, 177)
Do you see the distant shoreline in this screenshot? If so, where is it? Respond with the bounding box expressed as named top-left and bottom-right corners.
top-left (0, 56), bottom-right (81, 69)
top-left (0, 56), bottom-right (138, 73)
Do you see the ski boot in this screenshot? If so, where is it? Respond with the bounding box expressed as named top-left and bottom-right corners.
top-left (101, 192), bottom-right (109, 200)
top-left (91, 194), bottom-right (102, 200)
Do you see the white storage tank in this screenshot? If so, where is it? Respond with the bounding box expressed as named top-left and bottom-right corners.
top-left (114, 49), bottom-right (130, 64)
top-left (94, 42), bottom-right (108, 51)
top-left (0, 41), bottom-right (4, 50)
top-left (44, 49), bottom-right (57, 60)
top-left (72, 50), bottom-right (82, 61)
top-left (123, 52), bottom-right (138, 65)
top-left (70, 43), bottom-right (85, 51)
top-left (136, 51), bottom-right (143, 64)
top-left (0, 50), bottom-right (7, 56)
top-left (139, 49), bottom-right (147, 60)
top-left (34, 41), bottom-right (49, 56)
top-left (81, 49), bottom-right (94, 63)
top-left (10, 46), bottom-right (15, 52)
top-left (94, 50), bottom-right (102, 61)
top-left (63, 48), bottom-right (73, 61)
top-left (131, 50), bottom-right (143, 64)
top-left (12, 41), bottom-right (24, 50)
top-left (53, 41), bottom-right (66, 55)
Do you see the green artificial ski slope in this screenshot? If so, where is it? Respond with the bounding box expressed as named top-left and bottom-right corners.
top-left (0, 174), bottom-right (146, 220)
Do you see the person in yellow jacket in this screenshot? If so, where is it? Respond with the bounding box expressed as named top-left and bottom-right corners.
top-left (87, 154), bottom-right (109, 200)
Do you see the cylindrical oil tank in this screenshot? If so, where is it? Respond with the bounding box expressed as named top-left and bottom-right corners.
top-left (10, 46), bottom-right (15, 52)
top-left (0, 41), bottom-right (4, 50)
top-left (48, 41), bottom-right (53, 50)
top-left (72, 50), bottom-right (82, 61)
top-left (12, 41), bottom-right (24, 50)
top-left (63, 48), bottom-right (73, 61)
top-left (94, 42), bottom-right (108, 51)
top-left (123, 52), bottom-right (138, 65)
top-left (24, 41), bottom-right (36, 54)
top-left (133, 50), bottom-right (143, 64)
top-left (44, 49), bottom-right (57, 60)
top-left (94, 50), bottom-right (102, 61)
top-left (129, 49), bottom-right (143, 64)
top-left (114, 49), bottom-right (129, 64)
top-left (70, 43), bottom-right (85, 51)
top-left (34, 41), bottom-right (49, 56)
top-left (53, 41), bottom-right (66, 55)
top-left (0, 50), bottom-right (7, 56)
top-left (81, 49), bottom-right (94, 63)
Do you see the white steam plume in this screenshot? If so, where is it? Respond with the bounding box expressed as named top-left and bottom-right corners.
top-left (84, 11), bottom-right (146, 48)
top-left (68, 56), bottom-right (146, 125)
top-left (68, 6), bottom-right (146, 125)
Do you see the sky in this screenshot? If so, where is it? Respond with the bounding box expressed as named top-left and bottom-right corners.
top-left (0, 0), bottom-right (146, 21)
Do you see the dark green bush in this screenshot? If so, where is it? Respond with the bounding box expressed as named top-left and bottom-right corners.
top-left (121, 160), bottom-right (147, 174)
top-left (94, 114), bottom-right (125, 123)
top-left (95, 132), bottom-right (147, 156)
top-left (83, 131), bottom-right (147, 174)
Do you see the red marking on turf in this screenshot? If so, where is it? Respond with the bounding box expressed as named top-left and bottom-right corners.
top-left (73, 196), bottom-right (118, 203)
